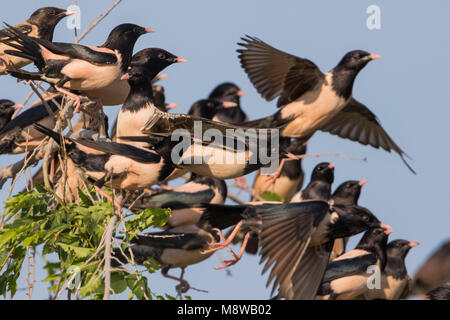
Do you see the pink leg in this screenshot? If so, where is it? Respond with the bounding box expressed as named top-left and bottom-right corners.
top-left (201, 221), bottom-right (244, 255)
top-left (265, 158), bottom-right (286, 186)
top-left (55, 86), bottom-right (82, 113)
top-left (215, 231), bottom-right (250, 270)
top-left (0, 55), bottom-right (13, 72)
top-left (162, 268), bottom-right (190, 297)
top-left (159, 184), bottom-right (176, 191)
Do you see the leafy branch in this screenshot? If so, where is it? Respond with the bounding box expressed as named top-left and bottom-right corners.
top-left (0, 184), bottom-right (172, 300)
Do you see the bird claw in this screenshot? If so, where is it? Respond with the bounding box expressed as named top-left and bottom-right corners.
top-left (201, 243), bottom-right (226, 255)
top-left (175, 280), bottom-right (190, 295)
top-left (72, 97), bottom-right (83, 114)
top-left (0, 56), bottom-right (13, 72)
top-left (37, 140), bottom-right (50, 158)
top-left (265, 172), bottom-right (279, 186)
top-left (232, 176), bottom-right (249, 193)
top-left (215, 257), bottom-right (240, 270)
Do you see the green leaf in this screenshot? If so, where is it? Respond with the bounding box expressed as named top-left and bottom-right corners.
top-left (78, 188), bottom-right (93, 207)
top-left (57, 243), bottom-right (95, 259)
top-left (110, 272), bottom-right (127, 294)
top-left (126, 208), bottom-right (171, 232)
top-left (80, 272), bottom-right (102, 297)
top-left (261, 191), bottom-right (284, 202)
top-left (34, 182), bottom-right (48, 194)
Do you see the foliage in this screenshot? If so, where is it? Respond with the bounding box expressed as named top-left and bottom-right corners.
top-left (261, 191), bottom-right (284, 202)
top-left (0, 184), bottom-right (172, 300)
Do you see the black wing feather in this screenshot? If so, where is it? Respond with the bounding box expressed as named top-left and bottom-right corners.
top-left (237, 35), bottom-right (324, 108)
top-left (320, 98), bottom-right (415, 174)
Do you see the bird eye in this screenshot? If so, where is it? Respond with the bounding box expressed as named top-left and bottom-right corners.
top-left (158, 53), bottom-right (166, 60)
top-left (49, 10), bottom-right (56, 15)
top-left (133, 27), bottom-right (140, 33)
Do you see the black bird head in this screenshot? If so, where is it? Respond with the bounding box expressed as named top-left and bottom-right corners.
top-left (332, 50), bottom-right (381, 99)
top-left (0, 99), bottom-right (19, 129)
top-left (27, 7), bottom-right (75, 41)
top-left (359, 227), bottom-right (391, 248)
top-left (311, 162), bottom-right (335, 185)
top-left (129, 48), bottom-right (186, 81)
top-left (286, 138), bottom-right (307, 156)
top-left (102, 24), bottom-right (154, 71)
top-left (300, 162), bottom-right (335, 201)
top-left (329, 204), bottom-right (392, 240)
top-left (383, 239), bottom-right (418, 279)
top-left (207, 83), bottom-right (247, 124)
top-left (356, 227), bottom-right (391, 267)
top-left (336, 50), bottom-right (381, 72)
top-left (188, 99), bottom-right (224, 119)
top-left (387, 239), bottom-right (419, 261)
top-left (332, 180), bottom-right (367, 205)
top-left (208, 82), bottom-right (245, 105)
top-left (121, 49), bottom-right (185, 112)
top-left (0, 99), bottom-right (17, 116)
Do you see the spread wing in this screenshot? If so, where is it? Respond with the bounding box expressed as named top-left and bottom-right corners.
top-left (140, 107), bottom-right (280, 150)
top-left (237, 35), bottom-right (324, 107)
top-left (258, 200), bottom-right (330, 297)
top-left (287, 242), bottom-right (333, 299)
top-left (321, 98), bottom-right (415, 173)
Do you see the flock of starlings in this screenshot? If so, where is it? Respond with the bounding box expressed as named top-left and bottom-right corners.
top-left (0, 7), bottom-right (448, 300)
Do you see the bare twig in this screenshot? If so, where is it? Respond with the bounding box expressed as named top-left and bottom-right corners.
top-left (77, 0), bottom-right (123, 43)
top-left (227, 192), bottom-right (247, 205)
top-left (29, 82), bottom-right (56, 126)
top-left (41, 98), bottom-right (75, 190)
top-left (287, 152), bottom-right (367, 162)
top-left (103, 215), bottom-right (118, 300)
top-left (25, 247), bottom-right (36, 300)
top-left (74, 0), bottom-right (79, 42)
top-left (0, 98), bottom-right (91, 192)
top-left (55, 270), bottom-right (79, 300)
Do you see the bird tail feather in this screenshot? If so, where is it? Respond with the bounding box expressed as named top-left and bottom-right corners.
top-left (1, 23), bottom-right (45, 70)
top-left (33, 123), bottom-right (65, 147)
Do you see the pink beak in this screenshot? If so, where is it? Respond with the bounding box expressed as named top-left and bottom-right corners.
top-left (409, 241), bottom-right (419, 248)
top-left (120, 73), bottom-right (130, 80)
top-left (157, 74), bottom-right (169, 80)
top-left (13, 103), bottom-right (23, 110)
top-left (380, 222), bottom-right (393, 235)
top-left (145, 28), bottom-right (155, 34)
top-left (177, 57), bottom-right (187, 63)
top-left (65, 10), bottom-right (78, 16)
top-left (237, 90), bottom-right (245, 97)
top-left (359, 180), bottom-right (368, 186)
top-left (222, 101), bottom-right (238, 108)
top-left (370, 53), bottom-right (382, 60)
top-left (166, 103), bottom-right (179, 110)
top-left (328, 163), bottom-right (335, 169)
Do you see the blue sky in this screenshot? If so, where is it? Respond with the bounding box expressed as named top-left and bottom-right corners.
top-left (0, 0), bottom-right (449, 299)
